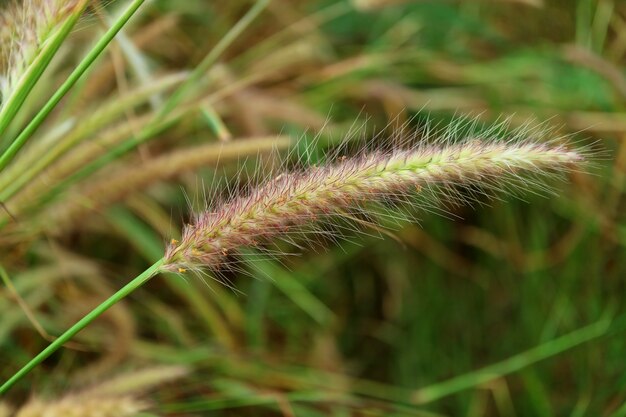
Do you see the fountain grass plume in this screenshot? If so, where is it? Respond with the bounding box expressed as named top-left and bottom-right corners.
top-left (162, 119), bottom-right (586, 274)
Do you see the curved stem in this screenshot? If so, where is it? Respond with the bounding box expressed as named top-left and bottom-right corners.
top-left (0, 258), bottom-right (164, 396)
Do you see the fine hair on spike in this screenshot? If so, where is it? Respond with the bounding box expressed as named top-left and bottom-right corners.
top-left (161, 116), bottom-right (591, 277)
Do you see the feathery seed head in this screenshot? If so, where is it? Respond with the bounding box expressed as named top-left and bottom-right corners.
top-left (162, 124), bottom-right (586, 274)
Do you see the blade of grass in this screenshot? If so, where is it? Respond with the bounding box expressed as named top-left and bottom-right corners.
top-left (0, 265), bottom-right (48, 340)
top-left (157, 0), bottom-right (270, 118)
top-left (243, 249), bottom-right (335, 326)
top-left (162, 391), bottom-right (345, 413)
top-left (412, 315), bottom-right (613, 404)
top-left (0, 0), bottom-right (90, 143)
top-left (62, 0), bottom-right (270, 188)
top-left (0, 72), bottom-right (187, 199)
top-left (0, 0), bottom-right (147, 173)
top-left (0, 108), bottom-right (185, 230)
top-left (0, 258), bottom-right (164, 395)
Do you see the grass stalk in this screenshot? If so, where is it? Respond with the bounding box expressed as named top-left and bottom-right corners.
top-left (157, 0), bottom-right (270, 118)
top-left (40, 136), bottom-right (291, 234)
top-left (65, 0), bottom-right (271, 185)
top-left (412, 315), bottom-right (612, 403)
top-left (0, 0), bottom-right (89, 142)
top-left (0, 258), bottom-right (164, 395)
top-left (0, 0), bottom-right (146, 172)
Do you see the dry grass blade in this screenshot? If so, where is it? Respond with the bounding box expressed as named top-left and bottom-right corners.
top-left (39, 136), bottom-right (292, 233)
top-left (11, 365), bottom-right (187, 417)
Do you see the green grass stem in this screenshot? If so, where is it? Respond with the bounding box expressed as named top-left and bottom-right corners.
top-left (412, 315), bottom-right (613, 404)
top-left (0, 258), bottom-right (164, 396)
top-left (63, 0), bottom-right (271, 185)
top-left (0, 0), bottom-right (89, 143)
top-left (0, 0), bottom-right (146, 172)
top-left (157, 0), bottom-right (270, 118)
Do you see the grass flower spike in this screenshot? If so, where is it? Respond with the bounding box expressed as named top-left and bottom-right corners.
top-left (163, 130), bottom-right (584, 274)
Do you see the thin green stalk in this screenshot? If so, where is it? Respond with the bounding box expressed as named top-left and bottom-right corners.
top-left (0, 72), bottom-right (188, 200)
top-left (157, 0), bottom-right (270, 118)
top-left (69, 0), bottom-right (270, 182)
top-left (412, 315), bottom-right (612, 404)
top-left (0, 258), bottom-right (164, 396)
top-left (0, 0), bottom-right (267, 214)
top-left (0, 0), bottom-right (146, 173)
top-left (0, 0), bottom-right (89, 142)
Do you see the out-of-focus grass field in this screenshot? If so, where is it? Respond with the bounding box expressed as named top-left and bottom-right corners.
top-left (2, 0), bottom-right (626, 415)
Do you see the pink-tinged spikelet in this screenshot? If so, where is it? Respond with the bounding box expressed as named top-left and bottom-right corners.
top-left (162, 126), bottom-right (585, 274)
